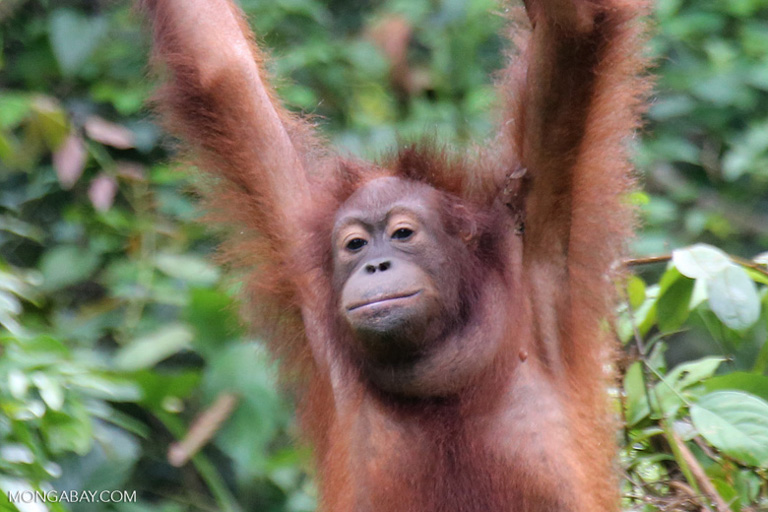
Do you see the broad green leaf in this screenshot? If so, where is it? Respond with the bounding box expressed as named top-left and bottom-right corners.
top-left (665, 357), bottom-right (725, 391)
top-left (689, 278), bottom-right (708, 309)
top-left (115, 324), bottom-right (193, 371)
top-left (656, 269), bottom-right (694, 333)
top-left (634, 285), bottom-right (659, 337)
top-left (691, 391), bottom-right (768, 468)
top-left (70, 375), bottom-right (142, 402)
top-left (0, 215), bottom-right (45, 243)
top-left (672, 244), bottom-right (730, 280)
top-left (42, 405), bottom-right (93, 456)
top-left (8, 370), bottom-right (29, 399)
top-left (0, 444), bottom-right (34, 464)
top-left (30, 97), bottom-right (68, 150)
top-left (184, 288), bottom-right (241, 356)
top-left (723, 122), bottom-right (768, 181)
top-left (705, 372), bottom-right (768, 403)
top-left (743, 267), bottom-right (768, 286)
top-left (653, 358), bottom-right (724, 417)
top-left (624, 362), bottom-right (649, 426)
top-left (48, 9), bottom-right (108, 76)
top-left (39, 245), bottom-right (100, 291)
top-left (154, 253), bottom-right (220, 285)
top-left (0, 93), bottom-right (32, 129)
top-left (31, 372), bottom-right (64, 411)
top-left (0, 290), bottom-right (21, 316)
top-left (56, 422), bottom-right (140, 492)
top-left (626, 275), bottom-right (647, 310)
top-left (707, 264), bottom-right (761, 330)
top-left (134, 370), bottom-right (200, 410)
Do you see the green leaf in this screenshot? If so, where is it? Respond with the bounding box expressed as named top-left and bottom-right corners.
top-left (184, 288), bottom-right (241, 356)
top-left (626, 275), bottom-right (647, 310)
top-left (707, 264), bottom-right (761, 330)
top-left (723, 122), bottom-right (768, 181)
top-left (31, 372), bottom-right (64, 411)
top-left (39, 245), bottom-right (100, 291)
top-left (743, 267), bottom-right (768, 286)
top-left (56, 422), bottom-right (140, 491)
top-left (653, 357), bottom-right (724, 417)
top-left (624, 362), bottom-right (649, 426)
top-left (30, 97), bottom-right (69, 150)
top-left (672, 244), bottom-right (730, 280)
top-left (691, 391), bottom-right (768, 468)
top-left (634, 285), bottom-right (659, 337)
top-left (705, 372), bottom-right (768, 403)
top-left (115, 324), bottom-right (193, 371)
top-left (42, 404), bottom-right (93, 455)
top-left (0, 92), bottom-right (32, 129)
top-left (656, 269), bottom-right (695, 333)
top-left (665, 357), bottom-right (725, 390)
top-left (70, 375), bottom-right (142, 402)
top-left (48, 9), bottom-right (108, 76)
top-left (154, 253), bottom-right (220, 285)
top-left (134, 370), bottom-right (200, 410)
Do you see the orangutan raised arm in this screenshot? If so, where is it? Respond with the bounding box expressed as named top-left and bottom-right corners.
top-left (143, 0), bottom-right (314, 239)
top-left (514, 0), bottom-right (649, 268)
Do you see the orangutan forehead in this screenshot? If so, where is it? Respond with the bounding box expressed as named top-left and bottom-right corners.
top-left (332, 180), bottom-right (442, 236)
top-left (336, 177), bottom-right (439, 220)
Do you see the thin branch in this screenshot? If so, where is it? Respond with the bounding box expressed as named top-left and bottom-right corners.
top-left (668, 427), bottom-right (733, 512)
top-left (168, 392), bottom-right (240, 467)
top-left (624, 255), bottom-right (672, 267)
top-left (623, 253), bottom-right (768, 279)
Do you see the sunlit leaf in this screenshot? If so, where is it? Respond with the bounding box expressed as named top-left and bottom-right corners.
top-left (626, 275), bottom-right (647, 310)
top-left (154, 253), bottom-right (220, 285)
top-left (707, 264), bottom-right (761, 330)
top-left (115, 324), bottom-right (193, 371)
top-left (0, 92), bottom-right (32, 129)
top-left (672, 244), bottom-right (731, 280)
top-left (691, 391), bottom-right (768, 468)
top-left (32, 372), bottom-right (64, 411)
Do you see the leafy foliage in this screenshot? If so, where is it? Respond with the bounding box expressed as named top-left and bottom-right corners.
top-left (1, 0), bottom-right (767, 511)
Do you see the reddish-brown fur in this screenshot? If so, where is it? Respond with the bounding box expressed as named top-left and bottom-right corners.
top-left (142, 0), bottom-right (650, 510)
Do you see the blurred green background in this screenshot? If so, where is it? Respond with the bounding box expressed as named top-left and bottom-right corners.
top-left (1, 0), bottom-right (768, 511)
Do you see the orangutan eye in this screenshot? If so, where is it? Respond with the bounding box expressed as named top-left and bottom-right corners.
top-left (346, 238), bottom-right (368, 251)
top-left (392, 228), bottom-right (414, 240)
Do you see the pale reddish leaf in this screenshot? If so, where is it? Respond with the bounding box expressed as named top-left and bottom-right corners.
top-left (88, 173), bottom-right (118, 212)
top-left (84, 116), bottom-right (134, 149)
top-left (116, 161), bottom-right (146, 182)
top-left (53, 133), bottom-right (87, 189)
